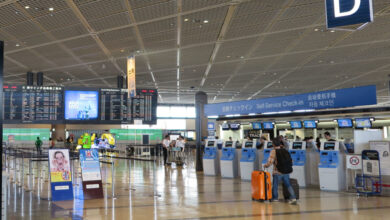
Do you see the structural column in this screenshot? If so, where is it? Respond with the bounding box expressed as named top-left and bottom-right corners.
top-left (195, 91), bottom-right (208, 171)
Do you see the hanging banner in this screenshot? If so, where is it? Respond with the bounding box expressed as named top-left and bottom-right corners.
top-left (204, 85), bottom-right (377, 116)
top-left (127, 56), bottom-right (136, 98)
top-left (48, 149), bottom-right (74, 201)
top-left (79, 149), bottom-right (104, 199)
top-left (325, 0), bottom-right (373, 28)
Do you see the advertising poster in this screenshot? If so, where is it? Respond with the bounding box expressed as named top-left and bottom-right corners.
top-left (65, 90), bottom-right (98, 120)
top-left (79, 149), bottom-right (104, 199)
top-left (127, 56), bottom-right (136, 97)
top-left (80, 149), bottom-right (102, 181)
top-left (48, 149), bottom-right (73, 201)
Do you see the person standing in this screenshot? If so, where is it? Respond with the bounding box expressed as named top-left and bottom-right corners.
top-left (324, 131), bottom-right (336, 141)
top-left (162, 135), bottom-right (170, 165)
top-left (264, 138), bottom-right (297, 204)
top-left (35, 137), bottom-right (43, 155)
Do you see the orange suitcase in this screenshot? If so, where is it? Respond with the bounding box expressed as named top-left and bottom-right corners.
top-left (251, 171), bottom-right (272, 201)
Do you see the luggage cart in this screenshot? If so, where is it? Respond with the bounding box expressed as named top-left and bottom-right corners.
top-left (169, 147), bottom-right (185, 166)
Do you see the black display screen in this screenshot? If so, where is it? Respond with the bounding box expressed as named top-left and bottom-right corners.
top-left (245, 142), bottom-right (253, 148)
top-left (292, 142), bottom-right (303, 149)
top-left (324, 142), bottom-right (335, 150)
top-left (267, 142), bottom-right (273, 148)
top-left (207, 141), bottom-right (215, 147)
top-left (3, 85), bottom-right (63, 123)
top-left (100, 88), bottom-right (132, 123)
top-left (225, 141), bottom-right (233, 147)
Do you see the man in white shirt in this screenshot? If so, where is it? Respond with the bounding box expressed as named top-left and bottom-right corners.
top-left (162, 135), bottom-right (170, 165)
top-left (175, 136), bottom-right (186, 152)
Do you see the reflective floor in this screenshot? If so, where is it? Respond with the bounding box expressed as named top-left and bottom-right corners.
top-left (2, 152), bottom-right (390, 220)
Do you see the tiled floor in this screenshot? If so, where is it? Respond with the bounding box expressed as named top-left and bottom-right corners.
top-left (2, 153), bottom-right (390, 219)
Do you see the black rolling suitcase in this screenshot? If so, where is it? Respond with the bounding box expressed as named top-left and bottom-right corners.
top-left (283, 178), bottom-right (299, 200)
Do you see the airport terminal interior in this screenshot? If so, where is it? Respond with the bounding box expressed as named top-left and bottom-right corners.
top-left (2, 0), bottom-right (390, 219)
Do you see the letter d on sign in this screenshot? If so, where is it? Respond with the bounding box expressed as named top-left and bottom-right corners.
top-left (334, 0), bottom-right (361, 17)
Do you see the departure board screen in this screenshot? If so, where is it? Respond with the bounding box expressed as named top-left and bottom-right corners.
top-left (132, 89), bottom-right (158, 124)
top-left (100, 88), bottom-right (132, 123)
top-left (3, 85), bottom-right (63, 123)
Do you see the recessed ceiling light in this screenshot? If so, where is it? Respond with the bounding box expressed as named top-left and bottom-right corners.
top-left (240, 56), bottom-right (244, 59)
top-left (330, 30), bottom-right (335, 33)
top-left (120, 49), bottom-right (125, 53)
top-left (25, 5), bottom-right (30, 9)
top-left (184, 18), bottom-right (189, 22)
top-left (203, 20), bottom-right (209, 24)
top-left (15, 43), bottom-right (20, 47)
top-left (314, 28), bottom-right (319, 31)
top-left (226, 55), bottom-right (231, 58)
top-left (49, 7), bottom-right (54, 11)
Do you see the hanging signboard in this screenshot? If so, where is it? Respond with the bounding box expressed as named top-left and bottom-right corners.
top-left (48, 149), bottom-right (74, 201)
top-left (204, 85), bottom-right (377, 116)
top-left (127, 56), bottom-right (136, 98)
top-left (325, 0), bottom-right (373, 29)
top-left (79, 149), bottom-right (104, 199)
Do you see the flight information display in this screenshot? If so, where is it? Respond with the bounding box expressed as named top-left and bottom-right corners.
top-left (100, 88), bottom-right (132, 123)
top-left (3, 85), bottom-right (63, 123)
top-left (132, 89), bottom-right (158, 124)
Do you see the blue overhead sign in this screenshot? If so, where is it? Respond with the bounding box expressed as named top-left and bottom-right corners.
top-left (326, 0), bottom-right (373, 28)
top-left (204, 85), bottom-right (377, 116)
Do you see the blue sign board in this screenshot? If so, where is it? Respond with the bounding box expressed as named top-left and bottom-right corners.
top-left (326, 0), bottom-right (373, 28)
top-left (290, 121), bottom-right (302, 129)
top-left (204, 85), bottom-right (377, 116)
top-left (304, 120), bottom-right (317, 129)
top-left (337, 118), bottom-right (353, 128)
top-left (65, 90), bottom-right (99, 120)
top-left (207, 122), bottom-right (215, 130)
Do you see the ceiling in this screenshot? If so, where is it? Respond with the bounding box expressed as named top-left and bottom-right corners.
top-left (1, 0), bottom-right (390, 105)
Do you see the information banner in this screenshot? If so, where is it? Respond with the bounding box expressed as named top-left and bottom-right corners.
top-left (204, 85), bottom-right (377, 116)
top-left (362, 150), bottom-right (380, 176)
top-left (79, 149), bottom-right (103, 199)
top-left (127, 56), bottom-right (136, 98)
top-left (48, 149), bottom-right (73, 201)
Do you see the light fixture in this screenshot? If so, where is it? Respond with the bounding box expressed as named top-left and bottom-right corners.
top-left (370, 117), bottom-right (375, 121)
top-left (120, 49), bottom-right (125, 53)
top-left (330, 30), bottom-right (335, 33)
top-left (226, 55), bottom-right (231, 58)
top-left (314, 28), bottom-right (319, 31)
top-left (203, 20), bottom-right (209, 23)
top-left (25, 5), bottom-right (30, 9)
top-left (240, 56), bottom-right (244, 59)
top-left (49, 7), bottom-right (54, 11)
top-left (15, 43), bottom-right (20, 47)
top-left (184, 18), bottom-right (189, 22)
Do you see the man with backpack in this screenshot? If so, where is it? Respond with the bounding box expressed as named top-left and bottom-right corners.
top-left (264, 138), bottom-right (297, 204)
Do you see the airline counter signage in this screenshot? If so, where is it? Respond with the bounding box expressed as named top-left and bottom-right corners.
top-left (48, 149), bottom-right (74, 201)
top-left (326, 0), bottom-right (373, 28)
top-left (204, 85), bottom-right (377, 116)
top-left (79, 149), bottom-right (104, 199)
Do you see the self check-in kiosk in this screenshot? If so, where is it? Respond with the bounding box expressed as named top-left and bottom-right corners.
top-left (289, 141), bottom-right (308, 187)
top-left (318, 141), bottom-right (346, 191)
top-left (203, 140), bottom-right (220, 176)
top-left (220, 140), bottom-right (239, 178)
top-left (240, 140), bottom-right (258, 180)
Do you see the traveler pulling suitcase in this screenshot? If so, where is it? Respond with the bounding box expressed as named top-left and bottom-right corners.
top-left (251, 171), bottom-right (272, 201)
top-left (283, 178), bottom-right (300, 200)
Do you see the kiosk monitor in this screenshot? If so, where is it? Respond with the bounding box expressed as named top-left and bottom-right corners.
top-left (222, 123), bottom-right (230, 130)
top-left (245, 141), bottom-right (253, 148)
top-left (292, 142), bottom-right (303, 149)
top-left (224, 141), bottom-right (233, 147)
top-left (324, 142), bottom-right (335, 150)
top-left (252, 122), bottom-right (262, 130)
top-left (207, 141), bottom-right (215, 147)
top-left (267, 142), bottom-right (273, 148)
top-left (230, 123), bottom-right (240, 130)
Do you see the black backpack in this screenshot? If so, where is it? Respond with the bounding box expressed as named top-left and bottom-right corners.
top-left (275, 148), bottom-right (293, 174)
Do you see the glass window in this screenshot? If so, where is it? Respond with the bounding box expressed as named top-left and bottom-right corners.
top-left (186, 107), bottom-right (196, 118)
top-left (170, 106), bottom-right (187, 118)
top-left (157, 106), bottom-right (170, 118)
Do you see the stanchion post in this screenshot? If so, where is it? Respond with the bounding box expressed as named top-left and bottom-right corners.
top-left (111, 159), bottom-right (115, 199)
top-left (21, 153), bottom-right (25, 187)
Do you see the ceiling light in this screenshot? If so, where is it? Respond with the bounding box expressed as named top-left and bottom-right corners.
top-left (203, 20), bottom-right (209, 23)
top-left (184, 18), bottom-right (189, 22)
top-left (330, 30), bottom-right (335, 33)
top-left (49, 7), bottom-right (54, 11)
top-left (25, 5), bottom-right (30, 9)
top-left (15, 43), bottom-right (20, 47)
top-left (226, 55), bottom-right (231, 58)
top-left (314, 28), bottom-right (319, 31)
top-left (240, 56), bottom-right (244, 59)
top-left (120, 49), bottom-right (125, 53)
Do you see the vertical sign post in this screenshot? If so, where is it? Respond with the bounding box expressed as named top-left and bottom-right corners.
top-left (127, 56), bottom-right (136, 98)
top-left (48, 149), bottom-right (74, 201)
top-left (79, 149), bottom-right (104, 199)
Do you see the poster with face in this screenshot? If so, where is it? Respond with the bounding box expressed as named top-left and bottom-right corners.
top-left (49, 149), bottom-right (72, 182)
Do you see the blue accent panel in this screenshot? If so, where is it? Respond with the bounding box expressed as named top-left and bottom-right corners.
top-left (221, 148), bottom-right (236, 161)
top-left (262, 149), bottom-right (272, 164)
top-left (289, 150), bottom-right (306, 166)
top-left (326, 0), bottom-right (373, 28)
top-left (203, 147), bottom-right (217, 159)
top-left (240, 148), bottom-right (257, 162)
top-left (318, 151), bottom-right (339, 168)
top-left (204, 85), bottom-right (377, 116)
top-left (50, 182), bottom-right (74, 201)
